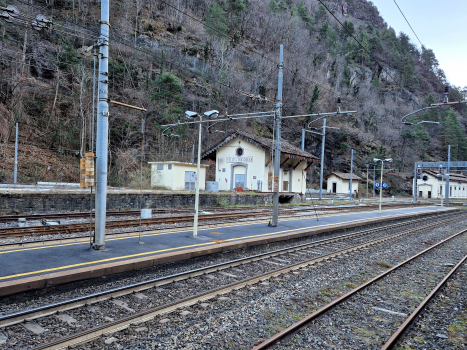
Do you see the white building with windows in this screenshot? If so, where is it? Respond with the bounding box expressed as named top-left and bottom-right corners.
top-left (324, 172), bottom-right (362, 197)
top-left (201, 131), bottom-right (319, 193)
top-left (413, 170), bottom-right (467, 199)
top-left (149, 161), bottom-right (208, 191)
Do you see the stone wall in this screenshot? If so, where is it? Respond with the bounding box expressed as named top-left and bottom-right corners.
top-left (0, 192), bottom-right (274, 215)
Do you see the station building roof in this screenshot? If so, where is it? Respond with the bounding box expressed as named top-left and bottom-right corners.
top-left (324, 172), bottom-right (363, 181)
top-left (201, 130), bottom-right (320, 163)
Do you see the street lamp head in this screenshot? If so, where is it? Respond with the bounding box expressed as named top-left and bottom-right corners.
top-left (185, 111), bottom-right (198, 118)
top-left (373, 158), bottom-right (381, 162)
top-left (384, 158), bottom-right (393, 162)
top-left (204, 110), bottom-right (219, 118)
top-left (403, 121), bottom-right (414, 125)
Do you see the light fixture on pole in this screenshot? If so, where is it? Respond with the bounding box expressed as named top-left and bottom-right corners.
top-left (185, 109), bottom-right (219, 237)
top-left (373, 158), bottom-right (392, 214)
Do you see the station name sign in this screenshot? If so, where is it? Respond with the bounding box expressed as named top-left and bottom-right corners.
top-left (226, 156), bottom-right (253, 163)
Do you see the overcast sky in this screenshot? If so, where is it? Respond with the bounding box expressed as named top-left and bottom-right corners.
top-left (370, 0), bottom-right (466, 89)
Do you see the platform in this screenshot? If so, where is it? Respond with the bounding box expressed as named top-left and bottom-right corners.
top-left (0, 206), bottom-right (454, 296)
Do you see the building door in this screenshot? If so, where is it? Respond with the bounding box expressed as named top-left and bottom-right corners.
top-left (185, 171), bottom-right (196, 190)
top-left (428, 191), bottom-right (431, 198)
top-left (235, 174), bottom-right (245, 189)
top-left (419, 190), bottom-right (422, 197)
top-left (440, 186), bottom-right (443, 197)
top-left (332, 183), bottom-right (337, 193)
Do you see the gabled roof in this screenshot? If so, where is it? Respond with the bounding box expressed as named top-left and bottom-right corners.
top-left (324, 172), bottom-right (363, 181)
top-left (201, 130), bottom-right (319, 162)
top-left (424, 170), bottom-right (467, 183)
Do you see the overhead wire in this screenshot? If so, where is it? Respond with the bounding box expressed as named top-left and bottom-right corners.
top-left (315, 0), bottom-right (407, 92)
top-left (392, 0), bottom-right (423, 47)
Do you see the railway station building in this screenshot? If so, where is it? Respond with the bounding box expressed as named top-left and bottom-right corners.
top-left (414, 170), bottom-right (467, 199)
top-left (201, 131), bottom-right (319, 193)
top-left (324, 172), bottom-right (363, 197)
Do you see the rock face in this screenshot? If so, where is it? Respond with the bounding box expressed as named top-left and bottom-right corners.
top-left (27, 41), bottom-right (57, 80)
top-left (324, 0), bottom-right (386, 29)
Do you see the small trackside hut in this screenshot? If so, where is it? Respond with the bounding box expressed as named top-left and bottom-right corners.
top-left (325, 172), bottom-right (362, 197)
top-left (149, 161), bottom-right (208, 191)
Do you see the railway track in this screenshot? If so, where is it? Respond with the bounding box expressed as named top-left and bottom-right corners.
top-left (0, 203), bottom-right (429, 238)
top-left (0, 202), bottom-right (425, 223)
top-left (253, 219), bottom-right (467, 349)
top-left (0, 211), bottom-right (461, 349)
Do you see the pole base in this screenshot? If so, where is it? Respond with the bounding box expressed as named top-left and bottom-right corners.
top-left (92, 243), bottom-right (105, 250)
top-left (268, 221), bottom-right (278, 227)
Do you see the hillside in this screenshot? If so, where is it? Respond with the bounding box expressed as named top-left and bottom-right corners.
top-left (0, 0), bottom-right (465, 191)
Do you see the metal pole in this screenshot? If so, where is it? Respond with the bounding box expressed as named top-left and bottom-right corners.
top-left (366, 164), bottom-right (369, 198)
top-left (91, 49), bottom-right (97, 153)
top-left (445, 145), bottom-right (451, 207)
top-left (413, 162), bottom-right (417, 203)
top-left (349, 148), bottom-right (353, 201)
top-left (14, 123), bottom-right (18, 183)
top-left (379, 161), bottom-right (383, 213)
top-left (193, 115), bottom-right (202, 237)
top-left (94, 0), bottom-right (110, 250)
top-left (319, 119), bottom-right (326, 201)
top-left (270, 44), bottom-right (283, 227)
top-left (301, 128), bottom-right (305, 151)
top-left (373, 166), bottom-right (375, 197)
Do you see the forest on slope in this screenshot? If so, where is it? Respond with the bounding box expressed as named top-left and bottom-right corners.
top-left (0, 0), bottom-right (465, 192)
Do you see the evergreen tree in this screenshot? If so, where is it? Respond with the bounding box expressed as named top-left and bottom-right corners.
top-left (204, 2), bottom-right (229, 38)
top-left (308, 85), bottom-right (320, 114)
top-left (441, 109), bottom-right (467, 160)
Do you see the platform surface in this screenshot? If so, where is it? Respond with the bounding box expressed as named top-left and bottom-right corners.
top-left (0, 206), bottom-right (452, 283)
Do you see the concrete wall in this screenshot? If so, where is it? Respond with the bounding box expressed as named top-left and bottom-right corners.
top-left (0, 192), bottom-right (273, 215)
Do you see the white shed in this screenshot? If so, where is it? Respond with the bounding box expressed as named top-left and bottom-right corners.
top-left (149, 162), bottom-right (208, 191)
top-left (325, 172), bottom-right (362, 196)
top-left (201, 131), bottom-right (319, 193)
top-left (413, 170), bottom-right (467, 199)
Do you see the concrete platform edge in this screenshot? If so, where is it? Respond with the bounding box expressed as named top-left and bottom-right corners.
top-left (0, 208), bottom-right (455, 297)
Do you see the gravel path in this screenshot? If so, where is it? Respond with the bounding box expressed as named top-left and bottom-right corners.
top-left (393, 257), bottom-right (467, 349)
top-left (39, 215), bottom-right (467, 349)
top-left (272, 223), bottom-right (467, 349)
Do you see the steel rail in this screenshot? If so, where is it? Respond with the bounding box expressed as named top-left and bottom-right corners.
top-left (380, 252), bottom-right (467, 349)
top-left (0, 213), bottom-right (444, 327)
top-left (252, 223), bottom-right (467, 349)
top-left (0, 203), bottom-right (430, 238)
top-left (0, 203), bottom-right (426, 223)
top-left (6, 214), bottom-right (459, 349)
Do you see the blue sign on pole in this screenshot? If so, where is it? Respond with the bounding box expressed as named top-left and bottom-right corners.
top-left (375, 182), bottom-right (381, 188)
top-left (382, 182), bottom-right (389, 188)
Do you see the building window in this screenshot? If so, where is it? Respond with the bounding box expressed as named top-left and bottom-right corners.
top-left (168, 164), bottom-right (172, 170)
top-left (236, 147), bottom-right (244, 156)
top-left (222, 168), bottom-right (226, 172)
top-left (157, 164), bottom-right (164, 170)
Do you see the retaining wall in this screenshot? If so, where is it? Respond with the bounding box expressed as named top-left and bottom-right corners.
top-left (0, 191), bottom-right (277, 215)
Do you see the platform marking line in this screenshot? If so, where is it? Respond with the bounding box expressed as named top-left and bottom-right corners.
top-left (0, 241), bottom-right (217, 281)
top-left (0, 208), bottom-right (445, 281)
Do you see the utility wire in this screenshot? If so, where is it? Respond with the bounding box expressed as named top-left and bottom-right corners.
top-left (315, 0), bottom-right (406, 92)
top-left (392, 0), bottom-right (423, 47)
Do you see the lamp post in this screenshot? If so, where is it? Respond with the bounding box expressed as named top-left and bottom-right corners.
top-left (373, 158), bottom-right (392, 214)
top-left (185, 110), bottom-right (219, 237)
